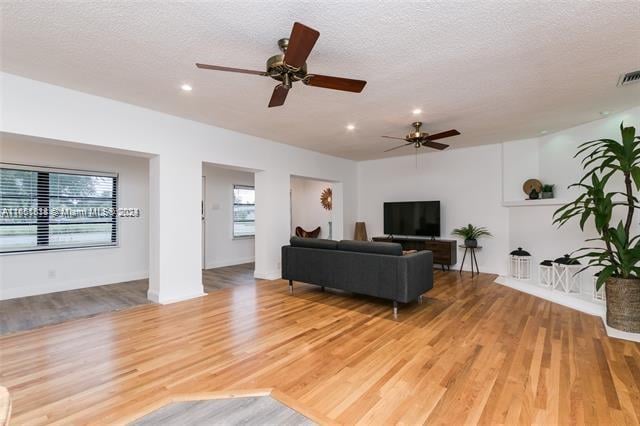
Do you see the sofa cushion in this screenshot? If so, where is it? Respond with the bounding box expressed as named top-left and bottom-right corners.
top-left (337, 240), bottom-right (403, 256)
top-left (290, 236), bottom-right (338, 250)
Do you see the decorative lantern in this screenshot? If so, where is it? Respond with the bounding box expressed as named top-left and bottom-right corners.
top-left (592, 272), bottom-right (606, 301)
top-left (552, 254), bottom-right (581, 293)
top-left (509, 247), bottom-right (531, 280)
top-left (539, 259), bottom-right (554, 287)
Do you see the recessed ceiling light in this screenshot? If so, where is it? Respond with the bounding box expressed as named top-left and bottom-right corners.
top-left (181, 84), bottom-right (193, 92)
top-left (540, 130), bottom-right (548, 135)
top-left (412, 108), bottom-right (422, 115)
top-left (600, 111), bottom-right (610, 116)
top-left (346, 124), bottom-right (356, 131)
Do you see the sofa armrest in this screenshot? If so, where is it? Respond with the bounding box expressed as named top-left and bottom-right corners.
top-left (396, 251), bottom-right (434, 303)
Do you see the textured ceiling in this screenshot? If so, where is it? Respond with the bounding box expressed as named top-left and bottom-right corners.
top-left (1, 1), bottom-right (639, 160)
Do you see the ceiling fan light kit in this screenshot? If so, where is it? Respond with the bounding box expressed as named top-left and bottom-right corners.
top-left (196, 22), bottom-right (367, 108)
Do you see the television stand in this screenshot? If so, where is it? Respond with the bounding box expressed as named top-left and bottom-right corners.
top-left (372, 236), bottom-right (457, 271)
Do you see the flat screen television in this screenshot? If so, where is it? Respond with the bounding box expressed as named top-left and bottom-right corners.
top-left (383, 201), bottom-right (440, 237)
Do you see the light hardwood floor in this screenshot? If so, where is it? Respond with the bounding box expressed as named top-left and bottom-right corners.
top-left (1, 271), bottom-right (639, 425)
top-left (0, 263), bottom-right (257, 335)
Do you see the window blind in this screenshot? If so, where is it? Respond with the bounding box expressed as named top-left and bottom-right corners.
top-left (233, 185), bottom-right (255, 237)
top-left (0, 164), bottom-right (118, 254)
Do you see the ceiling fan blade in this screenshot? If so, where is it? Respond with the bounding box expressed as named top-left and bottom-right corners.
top-left (283, 22), bottom-right (320, 69)
top-left (427, 129), bottom-right (460, 140)
top-left (196, 63), bottom-right (267, 76)
top-left (305, 74), bottom-right (367, 93)
top-left (384, 142), bottom-right (413, 153)
top-left (422, 141), bottom-right (449, 150)
top-left (381, 136), bottom-right (408, 141)
top-left (268, 84), bottom-right (289, 108)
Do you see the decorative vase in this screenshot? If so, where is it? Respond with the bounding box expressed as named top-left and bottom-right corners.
top-left (464, 238), bottom-right (477, 247)
top-left (528, 188), bottom-right (539, 200)
top-left (605, 277), bottom-right (640, 333)
top-left (541, 191), bottom-right (554, 199)
top-left (354, 222), bottom-right (368, 241)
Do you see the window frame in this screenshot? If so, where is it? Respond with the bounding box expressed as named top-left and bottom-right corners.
top-left (0, 162), bottom-right (119, 255)
top-left (232, 184), bottom-right (255, 239)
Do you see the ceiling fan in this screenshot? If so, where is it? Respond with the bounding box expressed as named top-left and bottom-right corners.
top-left (196, 22), bottom-right (367, 108)
top-left (383, 122), bottom-right (461, 152)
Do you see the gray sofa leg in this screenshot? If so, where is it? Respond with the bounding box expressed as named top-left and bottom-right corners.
top-left (393, 301), bottom-right (398, 318)
top-left (419, 295), bottom-right (423, 304)
top-left (288, 280), bottom-right (293, 295)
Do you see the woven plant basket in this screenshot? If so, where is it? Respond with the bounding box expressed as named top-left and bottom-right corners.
top-left (606, 277), bottom-right (640, 333)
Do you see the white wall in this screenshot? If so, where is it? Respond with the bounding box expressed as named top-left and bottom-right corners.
top-left (502, 137), bottom-right (539, 202)
top-left (505, 107), bottom-right (640, 289)
top-left (203, 164), bottom-right (254, 268)
top-left (1, 72), bottom-right (357, 302)
top-left (358, 106), bottom-right (640, 279)
top-left (290, 177), bottom-right (333, 239)
top-left (0, 133), bottom-right (149, 299)
top-left (357, 144), bottom-right (510, 274)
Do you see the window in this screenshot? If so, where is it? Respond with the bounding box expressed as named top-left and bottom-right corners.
top-left (0, 164), bottom-right (118, 254)
top-left (233, 185), bottom-right (255, 238)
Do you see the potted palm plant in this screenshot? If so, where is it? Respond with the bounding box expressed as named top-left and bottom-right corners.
top-left (452, 224), bottom-right (492, 248)
top-left (554, 123), bottom-right (640, 333)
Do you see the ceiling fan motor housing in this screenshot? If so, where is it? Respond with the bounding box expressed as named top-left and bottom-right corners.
top-left (406, 121), bottom-right (429, 142)
top-left (266, 38), bottom-right (308, 86)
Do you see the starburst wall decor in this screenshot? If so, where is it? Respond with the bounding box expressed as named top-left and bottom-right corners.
top-left (320, 187), bottom-right (332, 211)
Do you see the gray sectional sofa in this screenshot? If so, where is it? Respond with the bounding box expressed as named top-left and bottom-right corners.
top-left (282, 237), bottom-right (433, 316)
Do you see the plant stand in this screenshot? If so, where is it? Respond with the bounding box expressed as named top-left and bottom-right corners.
top-left (459, 245), bottom-right (481, 277)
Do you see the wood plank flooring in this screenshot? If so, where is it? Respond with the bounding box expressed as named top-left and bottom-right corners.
top-left (0, 279), bottom-right (150, 335)
top-left (1, 271), bottom-right (639, 425)
top-left (130, 396), bottom-right (314, 425)
top-left (0, 263), bottom-right (257, 335)
top-left (202, 263), bottom-right (260, 292)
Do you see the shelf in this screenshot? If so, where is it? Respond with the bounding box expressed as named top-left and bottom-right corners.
top-left (502, 199), bottom-right (570, 207)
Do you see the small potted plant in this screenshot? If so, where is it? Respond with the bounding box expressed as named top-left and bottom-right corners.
top-left (452, 224), bottom-right (493, 247)
top-left (541, 184), bottom-right (555, 199)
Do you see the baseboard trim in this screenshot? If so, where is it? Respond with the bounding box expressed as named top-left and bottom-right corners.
top-left (1, 270), bottom-right (148, 300)
top-left (495, 275), bottom-right (640, 343)
top-left (253, 270), bottom-right (281, 280)
top-left (147, 290), bottom-right (206, 305)
top-left (204, 257), bottom-right (255, 270)
top-left (604, 323), bottom-right (640, 342)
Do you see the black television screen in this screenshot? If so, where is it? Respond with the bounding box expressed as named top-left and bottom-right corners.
top-left (383, 201), bottom-right (440, 237)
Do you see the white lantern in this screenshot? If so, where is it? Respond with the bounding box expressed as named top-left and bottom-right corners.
top-left (592, 274), bottom-right (606, 301)
top-left (509, 247), bottom-right (531, 280)
top-left (552, 255), bottom-right (582, 294)
top-left (539, 261), bottom-right (554, 287)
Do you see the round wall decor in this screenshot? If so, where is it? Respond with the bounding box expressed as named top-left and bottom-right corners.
top-left (320, 187), bottom-right (332, 211)
top-left (522, 178), bottom-right (542, 195)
